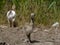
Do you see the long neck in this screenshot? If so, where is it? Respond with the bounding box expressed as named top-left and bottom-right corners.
top-left (31, 18), bottom-right (34, 28)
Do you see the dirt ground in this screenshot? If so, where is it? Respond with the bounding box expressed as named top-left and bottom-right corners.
top-left (0, 25), bottom-right (60, 45)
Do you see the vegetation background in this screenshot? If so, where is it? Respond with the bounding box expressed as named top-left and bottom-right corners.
top-left (0, 0), bottom-right (60, 27)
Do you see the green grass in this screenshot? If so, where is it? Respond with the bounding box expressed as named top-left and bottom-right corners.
top-left (0, 0), bottom-right (60, 27)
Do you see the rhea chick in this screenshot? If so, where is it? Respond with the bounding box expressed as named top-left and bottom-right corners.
top-left (24, 13), bottom-right (36, 43)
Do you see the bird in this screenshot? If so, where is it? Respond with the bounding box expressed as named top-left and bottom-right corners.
top-left (23, 13), bottom-right (38, 43)
top-left (24, 23), bottom-right (39, 43)
top-left (52, 22), bottom-right (59, 29)
top-left (7, 9), bottom-right (16, 27)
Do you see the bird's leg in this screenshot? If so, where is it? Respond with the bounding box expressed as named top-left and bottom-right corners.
top-left (13, 21), bottom-right (17, 27)
top-left (8, 19), bottom-right (12, 27)
top-left (27, 33), bottom-right (32, 43)
top-left (12, 21), bottom-right (14, 28)
top-left (8, 20), bottom-right (10, 27)
top-left (31, 18), bottom-right (34, 28)
top-left (12, 21), bottom-right (13, 27)
top-left (10, 20), bottom-right (12, 27)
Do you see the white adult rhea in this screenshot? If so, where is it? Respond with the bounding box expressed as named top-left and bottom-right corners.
top-left (7, 10), bottom-right (16, 27)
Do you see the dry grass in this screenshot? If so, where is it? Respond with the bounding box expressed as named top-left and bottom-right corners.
top-left (0, 0), bottom-right (60, 27)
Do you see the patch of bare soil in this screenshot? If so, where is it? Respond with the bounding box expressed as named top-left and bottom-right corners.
top-left (0, 25), bottom-right (60, 45)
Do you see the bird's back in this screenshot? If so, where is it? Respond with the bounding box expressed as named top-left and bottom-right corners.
top-left (7, 10), bottom-right (16, 19)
